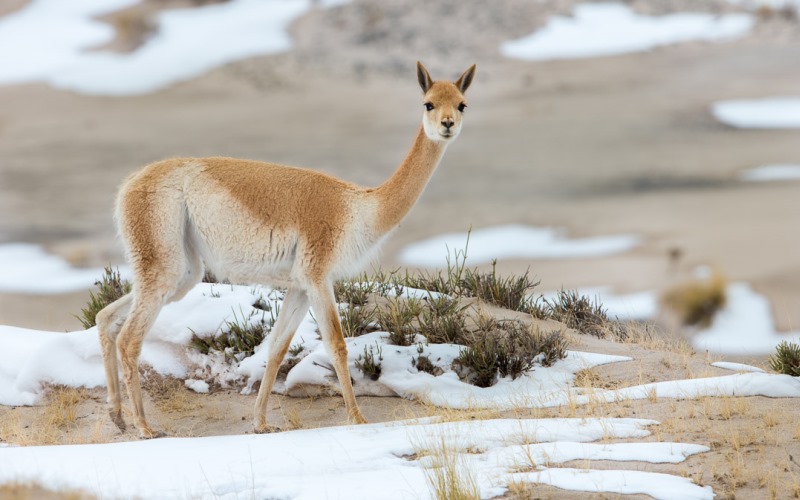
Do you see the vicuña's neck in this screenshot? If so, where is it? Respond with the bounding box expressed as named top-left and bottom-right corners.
top-left (372, 126), bottom-right (448, 234)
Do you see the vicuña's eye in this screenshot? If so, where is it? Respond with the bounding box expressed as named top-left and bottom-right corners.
top-left (424, 102), bottom-right (434, 111)
top-left (458, 103), bottom-right (467, 112)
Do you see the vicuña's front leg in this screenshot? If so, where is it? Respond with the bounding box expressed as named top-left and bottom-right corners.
top-left (254, 287), bottom-right (310, 433)
top-left (309, 285), bottom-right (368, 425)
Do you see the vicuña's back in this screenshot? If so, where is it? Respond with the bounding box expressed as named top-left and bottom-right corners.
top-left (98, 61), bottom-right (476, 438)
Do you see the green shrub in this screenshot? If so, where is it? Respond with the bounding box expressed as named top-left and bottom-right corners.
top-left (77, 266), bottom-right (132, 329)
top-left (412, 354), bottom-right (442, 376)
top-left (454, 318), bottom-right (568, 388)
top-left (190, 306), bottom-right (276, 362)
top-left (334, 277), bottom-right (374, 307)
top-left (545, 289), bottom-right (610, 338)
top-left (460, 260), bottom-right (540, 313)
top-left (376, 296), bottom-right (423, 346)
top-left (355, 342), bottom-right (383, 380)
top-left (770, 341), bottom-right (800, 376)
top-left (339, 303), bottom-right (379, 338)
top-left (417, 295), bottom-right (471, 345)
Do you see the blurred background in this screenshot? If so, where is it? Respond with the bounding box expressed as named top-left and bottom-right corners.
top-left (0, 0), bottom-right (797, 357)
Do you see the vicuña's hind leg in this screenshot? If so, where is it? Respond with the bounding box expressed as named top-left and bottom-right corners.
top-left (97, 293), bottom-right (134, 431)
top-left (116, 292), bottom-right (165, 439)
top-left (254, 286), bottom-right (310, 433)
top-left (309, 284), bottom-right (367, 425)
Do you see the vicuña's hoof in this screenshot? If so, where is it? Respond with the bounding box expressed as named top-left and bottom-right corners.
top-left (350, 413), bottom-right (368, 425)
top-left (254, 424), bottom-right (282, 434)
top-left (139, 428), bottom-right (166, 439)
top-left (109, 409), bottom-right (127, 432)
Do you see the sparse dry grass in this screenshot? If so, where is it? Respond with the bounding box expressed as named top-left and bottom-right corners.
top-left (0, 483), bottom-right (93, 500)
top-left (145, 375), bottom-right (201, 415)
top-left (412, 433), bottom-right (481, 500)
top-left (0, 386), bottom-right (103, 446)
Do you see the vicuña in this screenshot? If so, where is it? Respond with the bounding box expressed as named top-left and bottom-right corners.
top-left (97, 61), bottom-right (477, 438)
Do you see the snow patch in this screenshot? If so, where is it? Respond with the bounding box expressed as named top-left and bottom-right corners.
top-left (184, 378), bottom-right (209, 393)
top-left (712, 97), bottom-right (800, 129)
top-left (712, 361), bottom-right (766, 373)
top-left (739, 164), bottom-right (800, 182)
top-left (399, 224), bottom-right (639, 267)
top-left (502, 3), bottom-right (753, 61)
top-left (0, 418), bottom-right (712, 499)
top-left (0, 0), bottom-right (349, 95)
top-left (0, 243), bottom-right (126, 294)
top-left (692, 282), bottom-right (800, 356)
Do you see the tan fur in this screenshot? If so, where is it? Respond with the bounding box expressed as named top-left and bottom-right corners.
top-left (96, 62), bottom-right (476, 438)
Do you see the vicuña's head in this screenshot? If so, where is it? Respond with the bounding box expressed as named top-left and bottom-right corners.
top-left (417, 61), bottom-right (476, 142)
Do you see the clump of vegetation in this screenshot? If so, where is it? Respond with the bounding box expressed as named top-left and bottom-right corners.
top-left (190, 305), bottom-right (276, 363)
top-left (662, 271), bottom-right (727, 328)
top-left (77, 266), bottom-right (132, 329)
top-left (417, 294), bottom-right (471, 345)
top-left (412, 343), bottom-right (444, 376)
top-left (334, 279), bottom-right (381, 338)
top-left (277, 345), bottom-right (305, 380)
top-left (334, 278), bottom-right (373, 307)
top-left (419, 435), bottom-right (481, 500)
top-left (454, 317), bottom-right (568, 388)
top-left (461, 260), bottom-right (541, 314)
top-left (770, 341), bottom-right (800, 376)
top-left (375, 296), bottom-right (423, 346)
top-left (545, 289), bottom-right (612, 338)
top-left (339, 303), bottom-right (379, 338)
top-left (413, 354), bottom-right (442, 376)
top-left (355, 342), bottom-right (383, 380)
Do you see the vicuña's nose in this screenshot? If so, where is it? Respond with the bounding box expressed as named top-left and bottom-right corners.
top-left (441, 118), bottom-right (454, 129)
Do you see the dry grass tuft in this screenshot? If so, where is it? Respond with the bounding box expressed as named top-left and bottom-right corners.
top-left (0, 386), bottom-right (95, 446)
top-left (145, 375), bottom-right (200, 415)
top-left (414, 434), bottom-right (480, 500)
top-left (0, 482), bottom-right (93, 500)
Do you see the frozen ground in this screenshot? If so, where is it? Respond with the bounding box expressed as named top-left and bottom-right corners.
top-left (692, 282), bottom-right (800, 355)
top-left (0, 0), bottom-right (348, 95)
top-left (0, 243), bottom-right (126, 294)
top-left (501, 3), bottom-right (753, 61)
top-left (0, 417), bottom-right (713, 499)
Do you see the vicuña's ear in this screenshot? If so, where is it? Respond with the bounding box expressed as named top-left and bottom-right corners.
top-left (417, 61), bottom-right (433, 94)
top-left (455, 64), bottom-right (476, 94)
